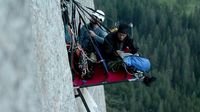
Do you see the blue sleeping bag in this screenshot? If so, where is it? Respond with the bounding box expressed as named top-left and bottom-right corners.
top-left (123, 56), bottom-right (151, 72)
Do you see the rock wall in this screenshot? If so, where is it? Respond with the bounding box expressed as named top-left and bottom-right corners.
top-left (0, 0), bottom-right (40, 111)
top-left (0, 0), bottom-right (106, 112)
top-left (0, 0), bottom-right (76, 112)
top-left (31, 0), bottom-right (77, 111)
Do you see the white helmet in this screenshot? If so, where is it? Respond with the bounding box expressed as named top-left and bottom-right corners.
top-left (92, 10), bottom-right (105, 22)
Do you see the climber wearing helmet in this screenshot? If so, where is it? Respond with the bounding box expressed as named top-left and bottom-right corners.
top-left (78, 10), bottom-right (108, 79)
top-left (79, 10), bottom-right (107, 52)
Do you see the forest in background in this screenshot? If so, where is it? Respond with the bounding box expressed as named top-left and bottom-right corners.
top-left (94, 0), bottom-right (200, 112)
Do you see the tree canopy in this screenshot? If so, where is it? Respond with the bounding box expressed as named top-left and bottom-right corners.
top-left (94, 0), bottom-right (200, 111)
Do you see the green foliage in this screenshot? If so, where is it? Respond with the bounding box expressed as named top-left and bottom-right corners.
top-left (94, 0), bottom-right (200, 111)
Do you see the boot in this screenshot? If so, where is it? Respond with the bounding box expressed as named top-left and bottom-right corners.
top-left (143, 76), bottom-right (156, 86)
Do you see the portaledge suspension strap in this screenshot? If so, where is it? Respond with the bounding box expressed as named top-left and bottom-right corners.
top-left (75, 4), bottom-right (109, 74)
top-left (73, 0), bottom-right (111, 33)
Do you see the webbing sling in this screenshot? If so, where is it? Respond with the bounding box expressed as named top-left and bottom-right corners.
top-left (73, 0), bottom-right (111, 33)
top-left (73, 0), bottom-right (121, 60)
top-left (75, 4), bottom-right (109, 74)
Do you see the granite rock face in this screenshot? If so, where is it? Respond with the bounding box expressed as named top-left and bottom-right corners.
top-left (0, 0), bottom-right (76, 112)
top-left (31, 0), bottom-right (76, 112)
top-left (0, 0), bottom-right (106, 111)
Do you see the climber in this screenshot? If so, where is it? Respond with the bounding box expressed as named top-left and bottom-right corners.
top-left (78, 10), bottom-right (108, 79)
top-left (103, 23), bottom-right (156, 86)
top-left (79, 9), bottom-right (107, 54)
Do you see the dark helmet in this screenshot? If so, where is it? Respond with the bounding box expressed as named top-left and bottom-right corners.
top-left (118, 23), bottom-right (130, 34)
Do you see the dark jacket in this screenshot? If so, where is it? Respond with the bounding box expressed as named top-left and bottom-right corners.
top-left (103, 31), bottom-right (138, 62)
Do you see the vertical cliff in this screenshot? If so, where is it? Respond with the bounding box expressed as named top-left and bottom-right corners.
top-left (31, 0), bottom-right (77, 111)
top-left (0, 0), bottom-right (106, 112)
top-left (0, 0), bottom-right (40, 111)
top-left (0, 0), bottom-right (76, 112)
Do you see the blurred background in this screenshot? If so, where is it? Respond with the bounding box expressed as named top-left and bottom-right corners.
top-left (94, 0), bottom-right (200, 112)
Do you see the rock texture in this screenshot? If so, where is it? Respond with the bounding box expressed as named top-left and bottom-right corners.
top-left (0, 0), bottom-right (106, 111)
top-left (0, 0), bottom-right (40, 112)
top-left (31, 0), bottom-right (76, 112)
top-left (0, 0), bottom-right (76, 112)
